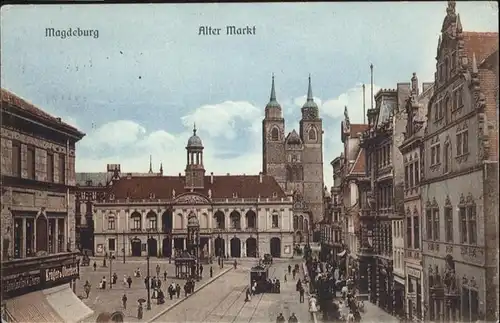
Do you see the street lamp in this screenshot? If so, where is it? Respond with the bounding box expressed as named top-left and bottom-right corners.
top-left (187, 212), bottom-right (200, 281)
top-left (146, 228), bottom-right (151, 310)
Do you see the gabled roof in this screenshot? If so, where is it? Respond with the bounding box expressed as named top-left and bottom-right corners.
top-left (348, 124), bottom-right (369, 138)
top-left (1, 88), bottom-right (84, 137)
top-left (462, 32), bottom-right (498, 65)
top-left (286, 129), bottom-right (302, 145)
top-left (110, 174), bottom-right (286, 200)
top-left (349, 148), bottom-right (366, 175)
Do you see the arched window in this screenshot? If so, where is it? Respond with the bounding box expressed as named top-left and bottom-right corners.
top-left (271, 127), bottom-right (279, 141)
top-left (444, 57), bottom-right (449, 81)
top-left (308, 127), bottom-right (317, 141)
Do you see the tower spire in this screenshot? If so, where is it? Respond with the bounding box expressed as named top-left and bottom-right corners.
top-left (270, 73), bottom-right (277, 102)
top-left (149, 155), bottom-right (153, 173)
top-left (159, 162), bottom-right (163, 175)
top-left (370, 64), bottom-right (374, 110)
top-left (307, 74), bottom-right (313, 101)
top-left (193, 123), bottom-right (197, 136)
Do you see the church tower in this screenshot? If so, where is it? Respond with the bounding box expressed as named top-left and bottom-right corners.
top-left (185, 124), bottom-right (205, 189)
top-left (299, 75), bottom-right (324, 223)
top-left (262, 74), bottom-right (286, 189)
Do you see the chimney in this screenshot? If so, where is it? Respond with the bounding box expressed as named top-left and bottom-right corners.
top-left (126, 173), bottom-right (132, 179)
top-left (259, 172), bottom-right (263, 183)
top-left (226, 173), bottom-right (230, 176)
top-left (178, 173), bottom-right (181, 177)
top-left (210, 172), bottom-right (214, 184)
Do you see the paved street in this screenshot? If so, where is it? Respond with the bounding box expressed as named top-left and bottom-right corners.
top-left (154, 258), bottom-right (313, 323)
top-left (76, 257), bottom-right (229, 322)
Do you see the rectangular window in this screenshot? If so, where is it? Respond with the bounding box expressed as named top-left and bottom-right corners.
top-left (108, 238), bottom-right (116, 251)
top-left (426, 209), bottom-right (433, 240)
top-left (149, 218), bottom-right (157, 230)
top-left (59, 154), bottom-right (66, 184)
top-left (460, 207), bottom-right (467, 243)
top-left (108, 217), bottom-right (116, 230)
top-left (409, 163), bottom-right (414, 188)
top-left (134, 217), bottom-right (141, 230)
top-left (434, 103), bottom-right (439, 121)
top-left (462, 130), bottom-right (469, 154)
top-left (457, 132), bottom-right (463, 156)
top-left (413, 215), bottom-right (420, 249)
top-left (407, 217), bottom-right (413, 249)
top-left (47, 153), bottom-right (54, 182)
top-left (433, 209), bottom-right (440, 241)
top-left (58, 218), bottom-right (65, 252)
top-left (458, 87), bottom-right (463, 108)
top-left (444, 207), bottom-right (453, 242)
top-left (431, 146), bottom-right (436, 165)
top-left (467, 205), bottom-right (477, 245)
top-left (11, 141), bottom-right (22, 177)
top-left (27, 146), bottom-right (35, 180)
top-left (444, 143), bottom-right (449, 173)
top-left (405, 165), bottom-right (409, 189)
top-left (415, 161), bottom-right (420, 186)
top-left (436, 144), bottom-right (441, 164)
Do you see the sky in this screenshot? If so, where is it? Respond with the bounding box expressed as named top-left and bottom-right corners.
top-left (1, 2), bottom-right (498, 188)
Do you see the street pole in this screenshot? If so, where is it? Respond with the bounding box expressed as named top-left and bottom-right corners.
top-left (123, 229), bottom-right (126, 264)
top-left (146, 229), bottom-right (151, 310)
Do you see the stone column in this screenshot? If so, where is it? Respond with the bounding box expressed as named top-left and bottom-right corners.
top-left (208, 238), bottom-right (212, 256)
top-left (242, 240), bottom-right (246, 257)
top-left (182, 238), bottom-right (186, 250)
top-left (368, 261), bottom-right (373, 302)
top-left (225, 212), bottom-right (230, 230)
top-left (141, 211), bottom-right (146, 230)
top-left (391, 276), bottom-right (395, 315)
top-left (22, 218), bottom-right (26, 257)
top-left (376, 264), bottom-right (380, 306)
top-left (226, 238), bottom-right (230, 257)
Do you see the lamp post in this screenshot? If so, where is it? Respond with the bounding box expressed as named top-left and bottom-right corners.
top-left (109, 252), bottom-right (113, 289)
top-left (146, 228), bottom-right (151, 310)
top-left (187, 212), bottom-right (200, 281)
top-left (122, 229), bottom-right (126, 264)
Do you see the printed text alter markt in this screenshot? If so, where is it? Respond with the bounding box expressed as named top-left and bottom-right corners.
top-left (199, 25), bottom-right (256, 36)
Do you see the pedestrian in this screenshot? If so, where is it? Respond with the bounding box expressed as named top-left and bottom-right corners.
top-left (83, 280), bottom-right (91, 299)
top-left (127, 276), bottom-right (132, 288)
top-left (123, 274), bottom-right (127, 286)
top-left (299, 286), bottom-right (305, 303)
top-left (156, 264), bottom-right (160, 277)
top-left (184, 283), bottom-right (188, 297)
top-left (176, 283), bottom-right (181, 298)
top-left (276, 313), bottom-right (286, 323)
top-left (144, 276), bottom-right (149, 289)
top-left (157, 278), bottom-right (162, 289)
top-left (137, 303), bottom-right (143, 320)
top-left (93, 262), bottom-right (97, 271)
top-left (288, 313), bottom-right (298, 323)
top-left (163, 270), bottom-right (167, 281)
top-left (288, 264), bottom-right (292, 275)
top-left (292, 269), bottom-right (296, 280)
top-left (112, 272), bottom-right (118, 285)
top-left (199, 264), bottom-right (204, 277)
top-left (210, 266), bottom-right (213, 278)
top-left (122, 294), bottom-right (127, 309)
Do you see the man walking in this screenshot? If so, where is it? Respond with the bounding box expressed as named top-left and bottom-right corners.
top-left (288, 264), bottom-right (292, 275)
top-left (299, 285), bottom-right (305, 303)
top-left (122, 294), bottom-right (127, 309)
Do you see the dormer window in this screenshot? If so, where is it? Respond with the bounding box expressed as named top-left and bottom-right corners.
top-left (272, 192), bottom-right (278, 198)
top-left (109, 193), bottom-right (115, 201)
top-left (232, 192), bottom-right (238, 198)
top-left (149, 192), bottom-right (155, 199)
top-left (86, 180), bottom-right (92, 186)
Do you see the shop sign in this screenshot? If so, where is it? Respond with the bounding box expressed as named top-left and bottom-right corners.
top-left (2, 270), bottom-right (41, 296)
top-left (44, 263), bottom-right (79, 283)
top-left (407, 267), bottom-right (421, 279)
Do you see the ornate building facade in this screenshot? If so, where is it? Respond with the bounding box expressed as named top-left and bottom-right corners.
top-left (359, 82), bottom-right (410, 315)
top-left (1, 89), bottom-right (92, 322)
top-left (91, 128), bottom-right (307, 259)
top-left (398, 73), bottom-right (434, 322)
top-left (339, 107), bottom-right (370, 292)
top-left (421, 2), bottom-right (498, 322)
top-left (262, 75), bottom-right (324, 229)
top-left (1, 88), bottom-right (85, 260)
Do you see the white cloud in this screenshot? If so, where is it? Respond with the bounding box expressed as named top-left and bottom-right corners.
top-left (79, 120), bottom-right (146, 149)
top-left (180, 101), bottom-right (261, 140)
top-left (321, 83), bottom-right (382, 124)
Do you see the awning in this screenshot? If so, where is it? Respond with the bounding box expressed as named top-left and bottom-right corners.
top-left (5, 290), bottom-right (64, 323)
top-left (42, 284), bottom-right (94, 323)
top-left (337, 250), bottom-right (347, 257)
top-left (5, 284), bottom-right (93, 323)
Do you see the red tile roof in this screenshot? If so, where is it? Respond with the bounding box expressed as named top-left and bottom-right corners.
top-left (1, 88), bottom-right (84, 136)
top-left (462, 32), bottom-right (498, 65)
top-left (349, 124), bottom-right (369, 138)
top-left (111, 174), bottom-right (287, 200)
top-left (350, 148), bottom-right (366, 175)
